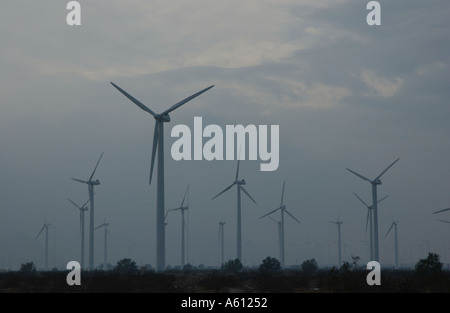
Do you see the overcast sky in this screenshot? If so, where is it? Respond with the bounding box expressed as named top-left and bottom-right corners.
top-left (1, 0), bottom-right (449, 270)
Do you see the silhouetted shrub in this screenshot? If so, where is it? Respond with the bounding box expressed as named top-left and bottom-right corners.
top-left (415, 253), bottom-right (442, 276)
top-left (259, 257), bottom-right (281, 273)
top-left (222, 259), bottom-right (243, 273)
top-left (19, 262), bottom-right (36, 274)
top-left (300, 259), bottom-right (318, 275)
top-left (113, 258), bottom-right (138, 275)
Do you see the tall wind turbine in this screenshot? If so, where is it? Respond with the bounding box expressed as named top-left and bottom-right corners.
top-left (218, 221), bottom-right (226, 267)
top-left (260, 181), bottom-right (300, 268)
top-left (353, 193), bottom-right (389, 261)
top-left (212, 159), bottom-right (257, 262)
top-left (36, 222), bottom-right (51, 270)
top-left (111, 82), bottom-right (214, 272)
top-left (165, 185), bottom-right (189, 268)
top-left (346, 158), bottom-right (399, 261)
top-left (67, 197), bottom-right (89, 269)
top-left (330, 214), bottom-right (343, 267)
top-left (95, 217), bottom-right (110, 268)
top-left (72, 151), bottom-right (104, 271)
top-left (385, 220), bottom-right (399, 269)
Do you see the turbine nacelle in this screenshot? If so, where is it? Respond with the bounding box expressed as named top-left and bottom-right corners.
top-left (154, 113), bottom-right (171, 122)
top-left (236, 179), bottom-right (246, 185)
top-left (373, 179), bottom-right (382, 185)
top-left (89, 179), bottom-right (101, 186)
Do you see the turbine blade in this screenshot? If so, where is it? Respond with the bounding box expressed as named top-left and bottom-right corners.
top-left (149, 121), bottom-right (160, 185)
top-left (377, 195), bottom-right (389, 204)
top-left (285, 209), bottom-right (300, 224)
top-left (110, 82), bottom-right (156, 116)
top-left (180, 185), bottom-right (189, 208)
top-left (240, 186), bottom-right (257, 204)
top-left (374, 158), bottom-right (400, 181)
top-left (89, 151), bottom-right (104, 181)
top-left (235, 159), bottom-right (240, 181)
top-left (365, 209), bottom-right (370, 234)
top-left (35, 226), bottom-right (45, 240)
top-left (268, 216), bottom-right (279, 224)
top-left (161, 85), bottom-right (214, 116)
top-left (433, 208), bottom-right (450, 214)
top-left (438, 220), bottom-right (450, 224)
top-left (280, 181), bottom-right (285, 207)
top-left (212, 183), bottom-right (235, 200)
top-left (346, 168), bottom-right (371, 183)
top-left (353, 192), bottom-right (369, 208)
top-left (71, 178), bottom-right (88, 184)
top-left (79, 212), bottom-right (82, 236)
top-left (385, 223), bottom-right (394, 238)
top-left (67, 198), bottom-right (81, 209)
top-left (81, 197), bottom-right (90, 209)
top-left (337, 210), bottom-right (342, 223)
top-left (95, 224), bottom-right (104, 230)
top-left (260, 207), bottom-right (282, 219)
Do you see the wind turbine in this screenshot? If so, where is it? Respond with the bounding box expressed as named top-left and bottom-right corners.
top-left (67, 197), bottom-right (89, 269)
top-left (36, 222), bottom-right (51, 270)
top-left (260, 181), bottom-right (300, 268)
top-left (212, 159), bottom-right (257, 262)
top-left (111, 82), bottom-right (214, 272)
top-left (385, 220), bottom-right (399, 269)
top-left (95, 217), bottom-right (111, 268)
top-left (71, 151), bottom-right (104, 271)
top-left (329, 214), bottom-right (343, 267)
top-left (346, 158), bottom-right (399, 261)
top-left (165, 185), bottom-right (189, 268)
top-left (218, 221), bottom-right (226, 267)
top-left (353, 193), bottom-right (389, 261)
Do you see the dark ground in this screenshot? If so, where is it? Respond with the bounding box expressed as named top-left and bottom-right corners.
top-left (0, 268), bottom-right (449, 293)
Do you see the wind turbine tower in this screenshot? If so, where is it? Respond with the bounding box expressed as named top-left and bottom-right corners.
top-left (330, 215), bottom-right (343, 267)
top-left (68, 198), bottom-right (89, 269)
top-left (385, 220), bottom-right (399, 269)
top-left (218, 221), bottom-right (226, 267)
top-left (260, 181), bottom-right (300, 268)
top-left (346, 158), bottom-right (399, 261)
top-left (36, 222), bottom-right (51, 270)
top-left (212, 159), bottom-right (257, 262)
top-left (165, 185), bottom-right (189, 268)
top-left (72, 152), bottom-right (104, 270)
top-left (111, 82), bottom-right (214, 272)
top-left (353, 193), bottom-right (389, 261)
top-left (95, 218), bottom-right (111, 268)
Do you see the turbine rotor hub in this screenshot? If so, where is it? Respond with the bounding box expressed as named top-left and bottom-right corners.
top-left (154, 113), bottom-right (171, 122)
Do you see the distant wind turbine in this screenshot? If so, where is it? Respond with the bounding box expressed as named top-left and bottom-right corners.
top-left (111, 82), bottom-right (214, 272)
top-left (95, 217), bottom-right (111, 268)
top-left (385, 220), bottom-right (399, 269)
top-left (346, 158), bottom-right (399, 261)
top-left (72, 151), bottom-right (104, 270)
top-left (260, 181), bottom-right (300, 268)
top-left (218, 221), bottom-right (226, 267)
top-left (353, 193), bottom-right (389, 261)
top-left (212, 159), bottom-right (257, 262)
top-left (67, 197), bottom-right (89, 269)
top-left (165, 185), bottom-right (189, 268)
top-left (329, 213), bottom-right (343, 267)
top-left (36, 222), bottom-right (51, 270)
